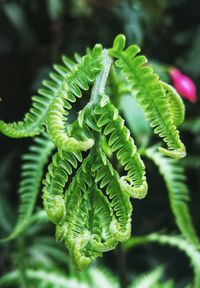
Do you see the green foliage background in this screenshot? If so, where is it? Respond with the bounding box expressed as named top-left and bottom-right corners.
top-left (0, 0), bottom-right (200, 287)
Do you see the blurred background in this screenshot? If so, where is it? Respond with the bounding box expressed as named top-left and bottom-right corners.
top-left (0, 0), bottom-right (200, 287)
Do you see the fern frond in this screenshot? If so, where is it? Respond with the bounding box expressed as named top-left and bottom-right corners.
top-left (92, 148), bottom-right (132, 242)
top-left (0, 266), bottom-right (119, 288)
top-left (87, 266), bottom-right (118, 288)
top-left (95, 95), bottom-right (148, 199)
top-left (0, 134), bottom-right (54, 243)
top-left (0, 269), bottom-right (89, 288)
top-left (42, 150), bottom-right (82, 224)
top-left (0, 271), bottom-right (18, 287)
top-left (109, 35), bottom-right (186, 159)
top-left (125, 233), bottom-right (200, 288)
top-left (56, 151), bottom-right (118, 270)
top-left (42, 50), bottom-right (142, 269)
top-left (0, 46), bottom-right (101, 140)
top-left (129, 267), bottom-right (164, 288)
top-left (160, 82), bottom-right (185, 127)
top-left (46, 44), bottom-right (103, 152)
top-left (0, 71), bottom-right (66, 138)
top-left (148, 234), bottom-right (200, 288)
top-left (0, 36), bottom-right (188, 270)
top-left (145, 146), bottom-right (199, 246)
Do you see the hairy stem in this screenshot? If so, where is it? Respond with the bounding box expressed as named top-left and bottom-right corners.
top-left (90, 49), bottom-right (112, 145)
top-left (90, 49), bottom-right (112, 104)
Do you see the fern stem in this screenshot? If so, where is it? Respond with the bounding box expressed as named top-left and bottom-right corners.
top-left (90, 49), bottom-right (112, 104)
top-left (90, 49), bottom-right (112, 145)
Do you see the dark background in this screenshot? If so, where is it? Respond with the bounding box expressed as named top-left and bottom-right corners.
top-left (0, 0), bottom-right (200, 286)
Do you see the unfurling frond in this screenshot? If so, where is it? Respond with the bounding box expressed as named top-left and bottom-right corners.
top-left (95, 95), bottom-right (147, 199)
top-left (109, 35), bottom-right (186, 159)
top-left (0, 66), bottom-right (66, 138)
top-left (91, 149), bottom-right (132, 242)
top-left (0, 44), bottom-right (102, 141)
top-left (55, 151), bottom-right (117, 270)
top-left (42, 150), bottom-right (82, 224)
top-left (0, 35), bottom-right (187, 269)
top-left (46, 44), bottom-right (102, 152)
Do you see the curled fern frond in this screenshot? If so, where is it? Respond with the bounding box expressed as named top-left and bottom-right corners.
top-left (0, 70), bottom-right (66, 138)
top-left (46, 44), bottom-right (102, 152)
top-left (0, 35), bottom-right (187, 269)
top-left (56, 152), bottom-right (118, 270)
top-left (92, 148), bottom-right (132, 242)
top-left (0, 45), bottom-right (101, 140)
top-left (95, 95), bottom-right (148, 199)
top-left (0, 134), bottom-right (54, 243)
top-left (109, 35), bottom-right (186, 159)
top-left (47, 92), bottom-right (94, 152)
top-left (42, 150), bottom-right (82, 224)
top-left (145, 146), bottom-right (199, 246)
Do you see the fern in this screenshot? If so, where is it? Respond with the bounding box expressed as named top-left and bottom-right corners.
top-left (0, 266), bottom-right (119, 288)
top-left (0, 45), bottom-right (102, 139)
top-left (109, 35), bottom-right (186, 159)
top-left (46, 44), bottom-right (102, 152)
top-left (92, 148), bottom-right (132, 242)
top-left (145, 146), bottom-right (199, 246)
top-left (56, 150), bottom-right (118, 270)
top-left (0, 134), bottom-right (54, 242)
top-left (42, 150), bottom-right (82, 224)
top-left (0, 72), bottom-right (62, 138)
top-left (129, 267), bottom-right (164, 288)
top-left (0, 35), bottom-right (186, 269)
top-left (0, 269), bottom-right (89, 288)
top-left (125, 233), bottom-right (200, 288)
top-left (95, 95), bottom-right (148, 199)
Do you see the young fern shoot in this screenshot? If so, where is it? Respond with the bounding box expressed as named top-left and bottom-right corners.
top-left (0, 35), bottom-right (186, 269)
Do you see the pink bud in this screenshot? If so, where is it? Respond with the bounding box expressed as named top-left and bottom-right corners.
top-left (170, 68), bottom-right (197, 103)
